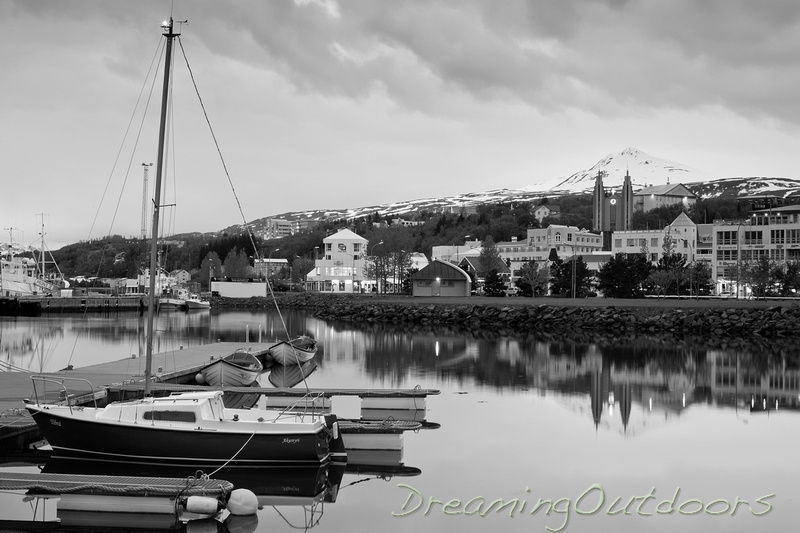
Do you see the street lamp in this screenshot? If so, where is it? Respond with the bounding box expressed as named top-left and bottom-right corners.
top-left (682, 238), bottom-right (694, 297)
top-left (370, 241), bottom-right (384, 294)
top-left (268, 248), bottom-right (280, 281)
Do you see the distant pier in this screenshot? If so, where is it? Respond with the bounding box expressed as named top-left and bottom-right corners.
top-left (0, 296), bottom-right (144, 315)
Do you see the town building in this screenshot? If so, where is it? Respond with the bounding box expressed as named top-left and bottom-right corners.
top-left (633, 183), bottom-right (697, 213)
top-left (254, 258), bottom-right (289, 279)
top-left (431, 239), bottom-right (483, 264)
top-left (533, 204), bottom-right (560, 224)
top-left (526, 225), bottom-right (604, 259)
top-left (711, 205), bottom-right (800, 298)
top-left (305, 228), bottom-right (369, 293)
top-left (611, 212), bottom-right (699, 263)
top-left (410, 259), bottom-right (471, 297)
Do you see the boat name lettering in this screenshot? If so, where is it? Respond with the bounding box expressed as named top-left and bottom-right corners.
top-left (282, 438), bottom-right (300, 444)
top-left (50, 419), bottom-right (61, 427)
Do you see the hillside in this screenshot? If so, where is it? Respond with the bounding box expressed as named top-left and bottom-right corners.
top-left (228, 147), bottom-right (800, 235)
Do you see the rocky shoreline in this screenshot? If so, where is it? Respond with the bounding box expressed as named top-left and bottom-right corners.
top-left (211, 293), bottom-right (800, 339)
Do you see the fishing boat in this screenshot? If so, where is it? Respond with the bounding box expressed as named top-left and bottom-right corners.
top-left (185, 293), bottom-right (210, 310)
top-left (157, 285), bottom-right (187, 310)
top-left (268, 335), bottom-right (318, 365)
top-left (197, 349), bottom-right (263, 387)
top-left (24, 18), bottom-right (344, 467)
top-left (1, 231), bottom-right (66, 298)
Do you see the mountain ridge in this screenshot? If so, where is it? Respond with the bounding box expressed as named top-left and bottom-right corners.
top-left (230, 148), bottom-right (800, 235)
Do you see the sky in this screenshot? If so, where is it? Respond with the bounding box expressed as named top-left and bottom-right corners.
top-left (2, 0), bottom-right (799, 249)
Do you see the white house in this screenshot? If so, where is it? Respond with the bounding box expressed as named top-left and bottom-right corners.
top-left (305, 228), bottom-right (370, 293)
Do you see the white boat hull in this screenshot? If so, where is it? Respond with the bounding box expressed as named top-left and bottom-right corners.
top-left (268, 337), bottom-right (318, 366)
top-left (199, 351), bottom-right (263, 387)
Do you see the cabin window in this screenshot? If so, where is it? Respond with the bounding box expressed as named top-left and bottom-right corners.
top-left (143, 410), bottom-right (196, 423)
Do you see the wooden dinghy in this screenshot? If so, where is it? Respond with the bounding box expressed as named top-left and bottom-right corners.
top-left (197, 349), bottom-right (263, 388)
top-left (268, 336), bottom-right (318, 365)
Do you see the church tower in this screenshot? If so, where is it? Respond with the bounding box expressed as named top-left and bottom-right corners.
top-left (592, 171), bottom-right (606, 232)
top-left (592, 169), bottom-right (634, 249)
top-left (615, 170), bottom-right (634, 231)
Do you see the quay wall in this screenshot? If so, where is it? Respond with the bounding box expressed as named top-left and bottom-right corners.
top-left (211, 293), bottom-right (800, 340)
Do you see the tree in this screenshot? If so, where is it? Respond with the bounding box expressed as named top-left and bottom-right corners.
top-left (645, 270), bottom-right (674, 298)
top-left (478, 236), bottom-right (504, 278)
top-left (775, 261), bottom-right (800, 296)
top-left (597, 253), bottom-right (652, 298)
top-left (199, 251), bottom-right (223, 290)
top-left (743, 256), bottom-right (779, 298)
top-left (483, 268), bottom-right (506, 297)
top-left (516, 260), bottom-right (549, 297)
top-left (549, 256), bottom-right (591, 297)
top-left (649, 234), bottom-right (687, 295)
top-left (222, 247), bottom-right (253, 278)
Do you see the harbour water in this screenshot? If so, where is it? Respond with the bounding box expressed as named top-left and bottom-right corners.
top-left (1, 308), bottom-right (799, 532)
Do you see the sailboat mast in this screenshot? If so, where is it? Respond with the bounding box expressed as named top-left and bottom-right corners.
top-left (145, 18), bottom-right (177, 396)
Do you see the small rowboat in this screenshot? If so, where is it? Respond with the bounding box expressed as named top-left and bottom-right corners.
top-left (268, 336), bottom-right (318, 366)
top-left (197, 349), bottom-right (263, 388)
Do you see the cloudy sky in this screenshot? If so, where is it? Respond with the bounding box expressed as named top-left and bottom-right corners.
top-left (2, 0), bottom-right (799, 248)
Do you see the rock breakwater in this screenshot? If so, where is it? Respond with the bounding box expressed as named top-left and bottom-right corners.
top-left (212, 294), bottom-right (800, 338)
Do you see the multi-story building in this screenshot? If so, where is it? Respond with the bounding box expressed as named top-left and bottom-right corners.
top-left (526, 225), bottom-right (604, 259)
top-left (711, 205), bottom-right (800, 297)
top-left (305, 228), bottom-right (369, 293)
top-left (611, 212), bottom-right (699, 263)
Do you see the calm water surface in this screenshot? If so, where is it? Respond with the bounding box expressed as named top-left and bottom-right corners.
top-left (1, 309), bottom-right (798, 532)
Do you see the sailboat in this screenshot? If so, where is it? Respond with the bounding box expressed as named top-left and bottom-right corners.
top-left (24, 18), bottom-right (344, 467)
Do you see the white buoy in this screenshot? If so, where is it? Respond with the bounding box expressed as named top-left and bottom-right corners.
top-left (184, 495), bottom-right (223, 515)
top-left (195, 373), bottom-right (206, 384)
top-left (227, 488), bottom-right (258, 516)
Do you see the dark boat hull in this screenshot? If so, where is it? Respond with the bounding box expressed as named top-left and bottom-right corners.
top-left (27, 407), bottom-right (330, 467)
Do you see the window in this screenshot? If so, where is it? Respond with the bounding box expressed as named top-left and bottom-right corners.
top-left (772, 229), bottom-right (785, 244)
top-left (651, 238), bottom-right (658, 247)
top-left (555, 232), bottom-right (562, 243)
top-left (615, 239), bottom-right (622, 248)
top-left (717, 231), bottom-right (737, 245)
top-left (143, 410), bottom-right (196, 423)
top-left (743, 231), bottom-right (763, 245)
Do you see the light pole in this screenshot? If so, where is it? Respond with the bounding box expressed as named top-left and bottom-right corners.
top-left (560, 242), bottom-right (578, 299)
top-left (370, 241), bottom-right (384, 294)
top-left (268, 248), bottom-right (280, 282)
top-left (682, 238), bottom-right (694, 297)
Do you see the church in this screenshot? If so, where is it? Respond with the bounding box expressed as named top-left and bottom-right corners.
top-left (592, 170), bottom-right (634, 234)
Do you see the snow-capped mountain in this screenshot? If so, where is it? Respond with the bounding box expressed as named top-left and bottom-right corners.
top-left (532, 147), bottom-right (719, 194)
top-left (231, 148), bottom-right (800, 234)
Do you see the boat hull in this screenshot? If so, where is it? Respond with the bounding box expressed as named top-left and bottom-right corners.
top-left (199, 351), bottom-right (262, 387)
top-left (26, 405), bottom-right (331, 466)
top-left (268, 338), bottom-right (317, 366)
top-left (185, 300), bottom-right (210, 310)
top-left (157, 297), bottom-right (186, 310)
